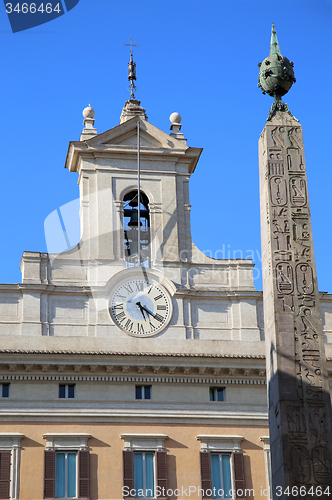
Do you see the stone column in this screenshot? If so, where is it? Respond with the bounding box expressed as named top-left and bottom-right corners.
top-left (259, 111), bottom-right (332, 498)
top-left (149, 201), bottom-right (163, 265)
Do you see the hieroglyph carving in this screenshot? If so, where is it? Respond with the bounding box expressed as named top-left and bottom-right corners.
top-left (261, 122), bottom-right (332, 493)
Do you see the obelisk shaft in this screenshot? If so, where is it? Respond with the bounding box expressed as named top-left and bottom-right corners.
top-left (259, 111), bottom-right (332, 499)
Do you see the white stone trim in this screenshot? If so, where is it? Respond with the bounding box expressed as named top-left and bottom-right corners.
top-left (260, 436), bottom-right (270, 449)
top-left (121, 433), bottom-right (168, 451)
top-left (43, 433), bottom-right (91, 450)
top-left (103, 267), bottom-right (177, 297)
top-left (260, 436), bottom-right (272, 499)
top-left (0, 433), bottom-right (24, 500)
top-left (0, 408), bottom-right (268, 425)
top-left (196, 435), bottom-right (244, 452)
top-left (0, 374), bottom-right (266, 385)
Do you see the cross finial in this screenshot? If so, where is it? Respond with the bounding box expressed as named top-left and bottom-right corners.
top-left (123, 36), bottom-right (139, 54)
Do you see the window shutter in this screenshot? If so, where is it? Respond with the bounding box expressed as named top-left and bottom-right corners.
top-left (200, 452), bottom-right (212, 499)
top-left (156, 451), bottom-right (167, 499)
top-left (0, 451), bottom-right (11, 500)
top-left (78, 450), bottom-right (90, 499)
top-left (44, 451), bottom-right (55, 499)
top-left (123, 450), bottom-right (134, 499)
top-left (232, 452), bottom-right (245, 500)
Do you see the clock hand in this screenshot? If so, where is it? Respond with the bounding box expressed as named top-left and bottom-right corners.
top-left (137, 304), bottom-right (157, 326)
top-left (136, 302), bottom-right (147, 321)
top-left (140, 305), bottom-right (155, 318)
top-left (140, 305), bottom-right (164, 325)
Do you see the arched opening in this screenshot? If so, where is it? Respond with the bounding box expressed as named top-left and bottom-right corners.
top-left (123, 190), bottom-right (150, 267)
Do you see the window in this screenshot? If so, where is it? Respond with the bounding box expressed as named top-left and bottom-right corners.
top-left (1, 384), bottom-right (9, 398)
top-left (209, 387), bottom-right (224, 401)
top-left (135, 386), bottom-right (151, 400)
top-left (123, 190), bottom-right (150, 267)
top-left (134, 452), bottom-right (154, 498)
top-left (43, 433), bottom-right (91, 500)
top-left (197, 435), bottom-right (245, 500)
top-left (210, 454), bottom-right (232, 498)
top-left (59, 384), bottom-right (75, 399)
top-left (55, 452), bottom-right (77, 498)
top-left (0, 433), bottom-right (24, 500)
top-left (121, 433), bottom-right (168, 500)
top-left (0, 450), bottom-right (11, 499)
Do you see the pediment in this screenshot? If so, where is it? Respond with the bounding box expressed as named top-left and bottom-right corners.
top-left (109, 128), bottom-right (163, 148)
top-left (85, 116), bottom-right (188, 151)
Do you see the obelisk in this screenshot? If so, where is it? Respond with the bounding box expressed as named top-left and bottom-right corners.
top-left (258, 24), bottom-right (332, 499)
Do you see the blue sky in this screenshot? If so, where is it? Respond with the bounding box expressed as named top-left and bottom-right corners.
top-left (0, 0), bottom-right (331, 292)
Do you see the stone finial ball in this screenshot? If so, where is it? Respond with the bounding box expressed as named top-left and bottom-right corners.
top-left (83, 104), bottom-right (95, 119)
top-left (169, 112), bottom-right (181, 124)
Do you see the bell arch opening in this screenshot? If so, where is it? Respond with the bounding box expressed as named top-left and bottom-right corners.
top-left (123, 190), bottom-right (150, 267)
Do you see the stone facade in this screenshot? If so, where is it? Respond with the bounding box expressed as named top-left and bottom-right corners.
top-left (0, 100), bottom-right (331, 500)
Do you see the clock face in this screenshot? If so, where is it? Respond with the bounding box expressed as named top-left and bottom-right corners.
top-left (109, 279), bottom-right (172, 337)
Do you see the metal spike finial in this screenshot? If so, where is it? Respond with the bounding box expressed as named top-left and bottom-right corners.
top-left (124, 37), bottom-right (139, 99)
top-left (258, 24), bottom-right (297, 121)
top-left (270, 22), bottom-right (281, 56)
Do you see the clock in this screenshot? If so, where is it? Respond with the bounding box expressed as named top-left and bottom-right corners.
top-left (109, 277), bottom-right (172, 337)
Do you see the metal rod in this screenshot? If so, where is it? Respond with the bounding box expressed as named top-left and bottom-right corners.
top-left (137, 119), bottom-right (141, 265)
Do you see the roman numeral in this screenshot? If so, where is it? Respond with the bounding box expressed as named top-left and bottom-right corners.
top-left (124, 319), bottom-right (133, 331)
top-left (154, 294), bottom-right (163, 301)
top-left (116, 292), bottom-right (126, 301)
top-left (137, 323), bottom-right (145, 334)
top-left (154, 313), bottom-right (164, 323)
top-left (113, 303), bottom-right (124, 310)
top-left (123, 284), bottom-right (133, 294)
top-left (157, 305), bottom-right (166, 310)
top-left (135, 282), bottom-right (144, 292)
top-left (116, 311), bottom-right (126, 322)
top-left (148, 286), bottom-right (153, 294)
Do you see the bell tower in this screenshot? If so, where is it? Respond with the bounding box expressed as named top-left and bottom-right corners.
top-left (62, 49), bottom-right (202, 287)
top-left (19, 47), bottom-right (257, 343)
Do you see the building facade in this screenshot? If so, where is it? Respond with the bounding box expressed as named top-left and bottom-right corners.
top-left (0, 93), bottom-right (332, 500)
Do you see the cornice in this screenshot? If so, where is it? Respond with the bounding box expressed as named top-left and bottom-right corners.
top-left (0, 408), bottom-right (269, 424)
top-left (0, 283), bottom-right (91, 294)
top-left (43, 433), bottom-right (91, 451)
top-left (0, 350), bottom-right (268, 381)
top-left (0, 349), bottom-right (265, 359)
top-left (175, 288), bottom-right (261, 297)
top-left (4, 284), bottom-right (331, 301)
top-left (0, 373), bottom-right (267, 384)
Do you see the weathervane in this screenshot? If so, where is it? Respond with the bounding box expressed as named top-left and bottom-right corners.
top-left (123, 37), bottom-right (139, 99)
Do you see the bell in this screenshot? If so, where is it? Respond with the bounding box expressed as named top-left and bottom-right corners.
top-left (129, 198), bottom-right (139, 208)
top-left (128, 211), bottom-right (142, 227)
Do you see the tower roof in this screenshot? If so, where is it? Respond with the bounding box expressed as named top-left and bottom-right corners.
top-left (120, 99), bottom-right (148, 124)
